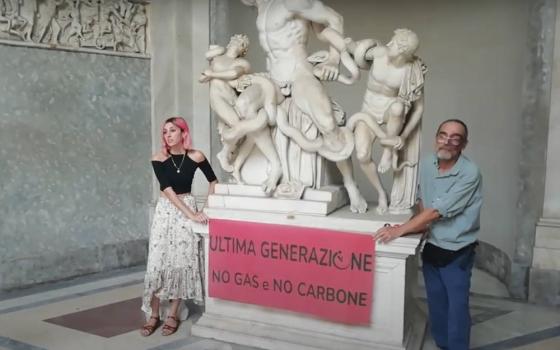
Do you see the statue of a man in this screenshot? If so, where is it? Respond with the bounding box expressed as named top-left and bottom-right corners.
top-left (348, 29), bottom-right (426, 214)
top-left (241, 0), bottom-right (367, 213)
top-left (200, 34), bottom-right (283, 195)
top-left (199, 34), bottom-right (251, 172)
top-left (241, 0), bottom-right (353, 155)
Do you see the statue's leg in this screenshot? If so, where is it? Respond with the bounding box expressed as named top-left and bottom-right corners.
top-left (211, 97), bottom-right (240, 127)
top-left (232, 137), bottom-right (255, 184)
top-left (252, 128), bottom-right (282, 195)
top-left (291, 75), bottom-right (351, 153)
top-left (50, 19), bottom-right (61, 44)
top-left (274, 106), bottom-right (291, 182)
top-left (225, 94), bottom-right (268, 143)
top-left (347, 111), bottom-right (387, 138)
top-left (252, 75), bottom-right (281, 126)
top-left (217, 142), bottom-right (235, 173)
top-left (213, 95), bottom-right (243, 172)
top-left (378, 102), bottom-right (405, 174)
top-left (291, 75), bottom-right (336, 135)
top-left (275, 100), bottom-right (323, 152)
top-left (216, 120), bottom-right (235, 173)
top-left (336, 158), bottom-right (367, 214)
top-left (355, 120), bottom-right (388, 214)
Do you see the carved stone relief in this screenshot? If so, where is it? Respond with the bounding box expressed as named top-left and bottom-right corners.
top-left (0, 0), bottom-right (148, 54)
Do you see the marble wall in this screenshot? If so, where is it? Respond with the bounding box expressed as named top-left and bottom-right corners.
top-left (0, 45), bottom-right (151, 291)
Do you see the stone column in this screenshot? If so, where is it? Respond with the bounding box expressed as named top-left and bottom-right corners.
top-left (190, 0), bottom-right (212, 196)
top-left (508, 0), bottom-right (555, 301)
top-left (530, 0), bottom-right (560, 305)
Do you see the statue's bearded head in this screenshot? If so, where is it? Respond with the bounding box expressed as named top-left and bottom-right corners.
top-left (388, 28), bottom-right (419, 58)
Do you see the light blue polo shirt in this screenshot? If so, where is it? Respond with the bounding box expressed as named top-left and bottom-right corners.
top-left (418, 153), bottom-right (483, 251)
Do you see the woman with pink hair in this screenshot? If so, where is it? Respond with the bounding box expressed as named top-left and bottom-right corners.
top-left (140, 117), bottom-right (217, 337)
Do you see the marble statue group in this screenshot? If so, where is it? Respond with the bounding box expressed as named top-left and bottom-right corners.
top-left (200, 0), bottom-right (427, 215)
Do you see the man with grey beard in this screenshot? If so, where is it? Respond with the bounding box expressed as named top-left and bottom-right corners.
top-left (374, 119), bottom-right (482, 350)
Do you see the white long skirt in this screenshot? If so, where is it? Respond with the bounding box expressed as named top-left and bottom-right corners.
top-left (141, 194), bottom-right (204, 319)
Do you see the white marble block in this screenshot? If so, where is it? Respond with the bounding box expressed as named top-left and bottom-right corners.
top-left (532, 219), bottom-right (560, 270)
top-left (192, 207), bottom-right (426, 350)
top-left (209, 184), bottom-right (349, 216)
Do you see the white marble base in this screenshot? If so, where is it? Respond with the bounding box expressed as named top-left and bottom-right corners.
top-left (532, 218), bottom-right (560, 270)
top-left (529, 218), bottom-right (560, 305)
top-left (192, 206), bottom-right (426, 350)
top-left (208, 184), bottom-right (349, 216)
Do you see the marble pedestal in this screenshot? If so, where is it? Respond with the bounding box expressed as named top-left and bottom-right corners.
top-left (530, 218), bottom-right (560, 305)
top-left (192, 205), bottom-right (426, 350)
top-left (209, 184), bottom-right (349, 216)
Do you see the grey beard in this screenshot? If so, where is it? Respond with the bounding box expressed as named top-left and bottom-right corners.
top-left (436, 149), bottom-right (453, 160)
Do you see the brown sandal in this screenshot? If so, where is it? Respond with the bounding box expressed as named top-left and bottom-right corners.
top-left (140, 316), bottom-right (161, 337)
top-left (161, 315), bottom-right (180, 336)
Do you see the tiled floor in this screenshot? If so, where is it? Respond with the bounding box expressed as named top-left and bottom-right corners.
top-left (0, 266), bottom-right (559, 350)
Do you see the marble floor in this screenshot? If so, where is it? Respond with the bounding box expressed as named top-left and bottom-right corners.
top-left (0, 266), bottom-right (559, 350)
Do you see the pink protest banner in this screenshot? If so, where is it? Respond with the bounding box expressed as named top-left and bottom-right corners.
top-left (208, 219), bottom-right (375, 325)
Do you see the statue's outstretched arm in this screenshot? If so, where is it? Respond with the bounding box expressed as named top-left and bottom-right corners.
top-left (345, 38), bottom-right (382, 70)
top-left (204, 60), bottom-right (251, 81)
top-left (205, 45), bottom-right (226, 60)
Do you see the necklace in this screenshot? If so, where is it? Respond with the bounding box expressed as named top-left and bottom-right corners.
top-left (170, 152), bottom-right (186, 173)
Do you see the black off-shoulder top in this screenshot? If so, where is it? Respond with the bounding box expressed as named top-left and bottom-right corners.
top-left (151, 153), bottom-right (217, 194)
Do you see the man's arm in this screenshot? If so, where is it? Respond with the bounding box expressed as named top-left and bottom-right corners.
top-left (374, 206), bottom-right (440, 244)
top-left (432, 168), bottom-right (482, 218)
top-left (376, 167), bottom-right (482, 243)
top-left (201, 59), bottom-right (251, 81)
top-left (365, 45), bottom-right (385, 61)
top-left (345, 39), bottom-right (383, 69)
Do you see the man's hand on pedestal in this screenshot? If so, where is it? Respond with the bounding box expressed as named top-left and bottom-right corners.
top-left (374, 224), bottom-right (403, 244)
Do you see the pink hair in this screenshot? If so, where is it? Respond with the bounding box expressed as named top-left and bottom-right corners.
top-left (161, 116), bottom-right (193, 155)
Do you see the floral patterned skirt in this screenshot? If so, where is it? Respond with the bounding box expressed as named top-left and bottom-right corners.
top-left (141, 195), bottom-right (204, 317)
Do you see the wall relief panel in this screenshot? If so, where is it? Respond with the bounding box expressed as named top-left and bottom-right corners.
top-left (0, 0), bottom-right (148, 54)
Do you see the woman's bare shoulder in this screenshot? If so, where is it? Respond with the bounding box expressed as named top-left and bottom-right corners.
top-left (151, 150), bottom-right (168, 162)
top-left (187, 149), bottom-right (206, 163)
